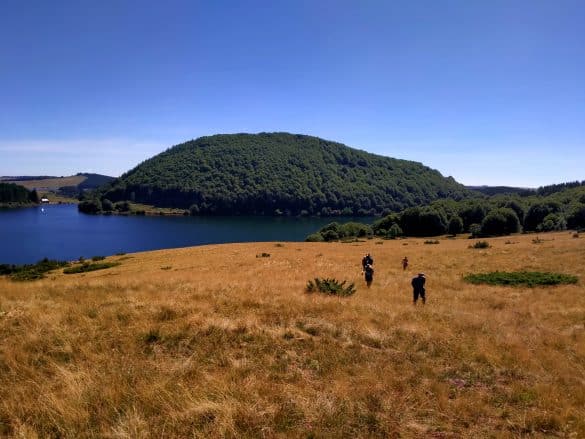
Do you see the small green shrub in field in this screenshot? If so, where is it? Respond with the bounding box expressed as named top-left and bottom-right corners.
top-left (463, 271), bottom-right (578, 287)
top-left (91, 256), bottom-right (105, 261)
top-left (424, 240), bottom-right (440, 245)
top-left (0, 258), bottom-right (69, 281)
top-left (256, 253), bottom-right (271, 258)
top-left (306, 278), bottom-right (356, 296)
top-left (63, 262), bottom-right (120, 274)
top-left (470, 241), bottom-right (490, 249)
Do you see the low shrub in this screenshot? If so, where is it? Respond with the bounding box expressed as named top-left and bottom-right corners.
top-left (91, 256), bottom-right (105, 261)
top-left (424, 240), bottom-right (440, 245)
top-left (463, 271), bottom-right (578, 287)
top-left (256, 253), bottom-right (270, 258)
top-left (306, 278), bottom-right (356, 297)
top-left (470, 241), bottom-right (490, 249)
top-left (63, 262), bottom-right (120, 274)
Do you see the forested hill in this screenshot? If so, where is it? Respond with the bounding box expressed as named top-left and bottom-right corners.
top-left (99, 133), bottom-right (471, 216)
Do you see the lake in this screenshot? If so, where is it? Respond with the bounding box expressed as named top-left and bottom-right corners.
top-left (0, 204), bottom-right (373, 264)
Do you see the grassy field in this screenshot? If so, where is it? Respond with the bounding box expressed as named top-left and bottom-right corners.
top-left (0, 231), bottom-right (583, 437)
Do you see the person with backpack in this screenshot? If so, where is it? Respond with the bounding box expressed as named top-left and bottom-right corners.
top-left (362, 253), bottom-right (373, 271)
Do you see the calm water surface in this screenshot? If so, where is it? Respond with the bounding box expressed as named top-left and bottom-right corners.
top-left (0, 205), bottom-right (373, 264)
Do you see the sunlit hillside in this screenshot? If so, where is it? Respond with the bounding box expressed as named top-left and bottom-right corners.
top-left (0, 232), bottom-right (583, 437)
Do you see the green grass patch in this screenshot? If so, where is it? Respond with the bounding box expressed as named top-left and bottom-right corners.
top-left (306, 277), bottom-right (356, 297)
top-left (63, 262), bottom-right (120, 274)
top-left (0, 258), bottom-right (69, 281)
top-left (463, 271), bottom-right (578, 287)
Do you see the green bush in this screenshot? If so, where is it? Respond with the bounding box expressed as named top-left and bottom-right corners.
top-left (470, 241), bottom-right (490, 249)
top-left (305, 233), bottom-right (325, 242)
top-left (306, 278), bottom-right (356, 297)
top-left (63, 262), bottom-right (120, 274)
top-left (424, 240), bottom-right (440, 245)
top-left (463, 271), bottom-right (578, 287)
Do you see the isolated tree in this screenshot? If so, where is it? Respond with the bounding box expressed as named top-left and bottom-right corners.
top-left (448, 216), bottom-right (464, 236)
top-left (567, 204), bottom-right (585, 229)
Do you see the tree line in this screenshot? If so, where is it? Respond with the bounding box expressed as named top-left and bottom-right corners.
top-left (307, 186), bottom-right (585, 241)
top-left (0, 183), bottom-right (39, 206)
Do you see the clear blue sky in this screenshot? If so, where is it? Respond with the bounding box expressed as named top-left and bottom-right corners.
top-left (1, 0), bottom-right (583, 187)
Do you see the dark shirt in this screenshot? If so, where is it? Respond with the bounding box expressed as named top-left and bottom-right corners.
top-left (411, 276), bottom-right (425, 292)
top-left (364, 265), bottom-right (374, 281)
top-left (362, 255), bottom-right (373, 269)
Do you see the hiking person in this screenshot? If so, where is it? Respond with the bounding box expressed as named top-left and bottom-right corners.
top-left (402, 256), bottom-right (408, 271)
top-left (411, 273), bottom-right (426, 305)
top-left (364, 263), bottom-right (374, 287)
top-left (362, 253), bottom-right (373, 271)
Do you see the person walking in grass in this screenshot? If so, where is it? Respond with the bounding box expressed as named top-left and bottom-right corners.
top-left (402, 256), bottom-right (408, 271)
top-left (364, 263), bottom-right (374, 287)
top-left (412, 273), bottom-right (426, 305)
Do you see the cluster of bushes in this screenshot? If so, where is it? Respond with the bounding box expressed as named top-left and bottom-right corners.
top-left (63, 261), bottom-right (120, 274)
top-left (0, 258), bottom-right (69, 281)
top-left (78, 198), bottom-right (133, 214)
top-left (306, 222), bottom-right (373, 242)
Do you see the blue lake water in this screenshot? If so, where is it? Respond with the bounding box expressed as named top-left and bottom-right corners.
top-left (0, 204), bottom-right (373, 264)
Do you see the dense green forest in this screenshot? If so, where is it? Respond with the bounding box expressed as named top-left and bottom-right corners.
top-left (83, 133), bottom-right (470, 215)
top-left (307, 185), bottom-right (585, 240)
top-left (0, 183), bottom-right (39, 206)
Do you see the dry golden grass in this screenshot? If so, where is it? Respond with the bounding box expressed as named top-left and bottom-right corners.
top-left (0, 231), bottom-right (584, 437)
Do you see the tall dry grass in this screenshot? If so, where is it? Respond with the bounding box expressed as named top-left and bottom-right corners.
top-left (0, 232), bottom-right (583, 437)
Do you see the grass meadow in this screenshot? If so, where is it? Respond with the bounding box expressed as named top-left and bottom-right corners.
top-left (0, 231), bottom-right (583, 437)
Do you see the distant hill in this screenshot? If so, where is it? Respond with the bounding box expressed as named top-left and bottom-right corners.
top-left (466, 185), bottom-right (535, 197)
top-left (4, 173), bottom-right (114, 198)
top-left (98, 133), bottom-right (471, 216)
